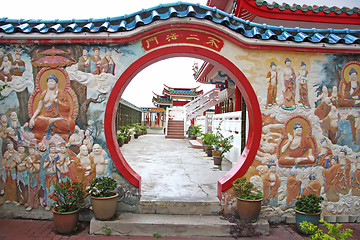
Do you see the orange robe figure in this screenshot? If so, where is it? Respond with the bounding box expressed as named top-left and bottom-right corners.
top-left (262, 171), bottom-right (280, 205)
top-left (302, 180), bottom-right (321, 197)
top-left (286, 175), bottom-right (301, 206)
top-left (31, 89), bottom-right (75, 142)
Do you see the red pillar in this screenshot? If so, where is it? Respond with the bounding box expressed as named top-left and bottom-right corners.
top-left (235, 86), bottom-right (241, 111)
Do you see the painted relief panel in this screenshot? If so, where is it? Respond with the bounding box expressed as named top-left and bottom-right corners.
top-left (233, 50), bottom-right (360, 218)
top-left (0, 44), bottom-right (141, 211)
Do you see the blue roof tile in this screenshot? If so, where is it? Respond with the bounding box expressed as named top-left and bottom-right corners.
top-left (0, 2), bottom-right (358, 45)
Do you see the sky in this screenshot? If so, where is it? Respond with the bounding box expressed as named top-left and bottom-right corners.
top-left (2, 0), bottom-right (359, 107)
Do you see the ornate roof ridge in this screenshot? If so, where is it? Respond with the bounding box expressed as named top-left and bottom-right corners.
top-left (0, 2), bottom-right (359, 44)
top-left (256, 0), bottom-right (359, 15)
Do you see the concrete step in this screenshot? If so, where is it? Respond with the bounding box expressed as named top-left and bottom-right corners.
top-left (165, 135), bottom-right (185, 139)
top-left (139, 200), bottom-right (220, 215)
top-left (89, 213), bottom-right (270, 237)
top-left (189, 139), bottom-right (203, 149)
top-left (89, 213), bottom-right (233, 237)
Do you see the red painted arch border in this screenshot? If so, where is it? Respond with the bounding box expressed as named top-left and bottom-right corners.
top-left (104, 45), bottom-right (262, 199)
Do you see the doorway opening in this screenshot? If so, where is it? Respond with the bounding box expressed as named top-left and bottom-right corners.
top-left (104, 45), bottom-right (262, 200)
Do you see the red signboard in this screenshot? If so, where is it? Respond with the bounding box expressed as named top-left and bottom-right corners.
top-left (142, 30), bottom-right (224, 52)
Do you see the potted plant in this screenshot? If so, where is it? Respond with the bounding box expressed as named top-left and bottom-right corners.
top-left (201, 132), bottom-right (216, 152)
top-left (212, 132), bottom-right (234, 165)
top-left (295, 194), bottom-right (324, 234)
top-left (120, 125), bottom-right (131, 143)
top-left (140, 126), bottom-right (147, 135)
top-left (133, 123), bottom-right (142, 139)
top-left (187, 125), bottom-right (202, 140)
top-left (49, 180), bottom-right (85, 234)
top-left (87, 176), bottom-right (118, 220)
top-left (233, 177), bottom-right (263, 221)
top-left (116, 134), bottom-right (126, 147)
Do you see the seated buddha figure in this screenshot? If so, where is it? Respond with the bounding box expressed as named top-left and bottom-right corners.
top-left (279, 122), bottom-right (315, 167)
top-left (29, 74), bottom-right (75, 142)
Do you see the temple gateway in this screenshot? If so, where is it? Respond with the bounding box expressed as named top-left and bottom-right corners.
top-left (0, 0), bottom-right (359, 226)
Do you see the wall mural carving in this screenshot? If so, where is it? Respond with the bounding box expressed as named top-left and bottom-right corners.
top-left (234, 52), bottom-right (360, 218)
top-left (0, 44), bottom-right (137, 211)
top-left (0, 40), bottom-right (359, 219)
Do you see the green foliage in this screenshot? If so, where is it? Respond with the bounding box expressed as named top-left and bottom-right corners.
top-left (116, 134), bottom-right (126, 142)
top-left (153, 232), bottom-right (162, 238)
top-left (300, 220), bottom-right (353, 240)
top-left (86, 177), bottom-right (117, 197)
top-left (213, 122), bottom-right (234, 156)
top-left (295, 194), bottom-right (324, 214)
top-left (188, 125), bottom-right (203, 137)
top-left (132, 123), bottom-right (142, 134)
top-left (233, 177), bottom-right (263, 200)
top-left (0, 83), bottom-right (9, 100)
top-left (140, 126), bottom-right (147, 132)
top-left (201, 132), bottom-right (217, 146)
top-left (102, 227), bottom-right (113, 236)
top-left (50, 180), bottom-right (85, 213)
top-left (119, 125), bottom-right (132, 137)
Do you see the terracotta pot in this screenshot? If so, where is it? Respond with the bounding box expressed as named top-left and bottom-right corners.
top-left (52, 209), bottom-right (79, 234)
top-left (236, 197), bottom-right (262, 221)
top-left (212, 150), bottom-right (221, 157)
top-left (134, 133), bottom-right (139, 139)
top-left (213, 156), bottom-right (222, 165)
top-left (295, 210), bottom-right (321, 234)
top-left (206, 147), bottom-right (213, 157)
top-left (91, 193), bottom-right (119, 220)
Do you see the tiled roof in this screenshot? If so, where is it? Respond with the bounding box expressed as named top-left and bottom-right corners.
top-left (153, 96), bottom-right (172, 104)
top-left (255, 1), bottom-right (359, 15)
top-left (164, 88), bottom-right (203, 96)
top-left (0, 2), bottom-right (359, 44)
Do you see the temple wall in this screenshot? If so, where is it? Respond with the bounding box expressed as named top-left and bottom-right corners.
top-left (219, 40), bottom-right (360, 221)
top-left (0, 25), bottom-right (359, 221)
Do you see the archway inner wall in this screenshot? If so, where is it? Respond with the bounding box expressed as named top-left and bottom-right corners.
top-left (0, 18), bottom-right (359, 219)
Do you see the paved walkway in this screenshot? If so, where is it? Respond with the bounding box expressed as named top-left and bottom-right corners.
top-left (121, 129), bottom-right (232, 202)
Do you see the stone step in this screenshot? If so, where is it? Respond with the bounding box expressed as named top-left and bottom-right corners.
top-left (189, 139), bottom-right (203, 149)
top-left (89, 213), bottom-right (270, 237)
top-left (165, 134), bottom-right (185, 139)
top-left (89, 213), bottom-right (233, 237)
top-left (139, 200), bottom-right (220, 215)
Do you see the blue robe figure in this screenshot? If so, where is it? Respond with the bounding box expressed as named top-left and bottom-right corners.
top-left (337, 119), bottom-right (359, 152)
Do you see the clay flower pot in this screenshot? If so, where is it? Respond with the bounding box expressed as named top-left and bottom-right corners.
top-left (236, 197), bottom-right (262, 221)
top-left (91, 193), bottom-right (119, 220)
top-left (52, 209), bottom-right (79, 234)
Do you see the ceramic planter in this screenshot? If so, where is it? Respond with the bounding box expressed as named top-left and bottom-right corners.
top-left (206, 147), bottom-right (213, 157)
top-left (295, 210), bottom-right (321, 234)
top-left (236, 197), bottom-right (262, 221)
top-left (52, 209), bottom-right (79, 234)
top-left (91, 193), bottom-right (119, 220)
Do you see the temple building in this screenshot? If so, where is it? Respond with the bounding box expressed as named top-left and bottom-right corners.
top-left (152, 84), bottom-right (204, 108)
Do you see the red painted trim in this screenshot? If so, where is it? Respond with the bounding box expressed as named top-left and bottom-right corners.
top-left (0, 22), bottom-right (359, 54)
top-left (236, 0), bottom-right (360, 24)
top-left (235, 86), bottom-right (241, 111)
top-left (104, 45), bottom-right (262, 199)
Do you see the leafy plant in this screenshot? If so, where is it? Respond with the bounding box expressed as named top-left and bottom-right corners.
top-left (116, 134), bottom-right (126, 142)
top-left (119, 125), bottom-right (131, 137)
top-left (233, 177), bottom-right (263, 200)
top-left (86, 177), bottom-right (117, 197)
top-left (102, 227), bottom-right (113, 236)
top-left (300, 219), bottom-right (353, 240)
top-left (188, 125), bottom-right (203, 137)
top-left (153, 232), bottom-right (162, 238)
top-left (132, 123), bottom-right (142, 134)
top-left (201, 132), bottom-right (217, 146)
top-left (49, 180), bottom-right (85, 213)
top-left (213, 122), bottom-right (234, 156)
top-left (295, 194), bottom-right (324, 214)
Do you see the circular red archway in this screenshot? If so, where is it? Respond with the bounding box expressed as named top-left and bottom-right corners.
top-left (104, 45), bottom-right (262, 199)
